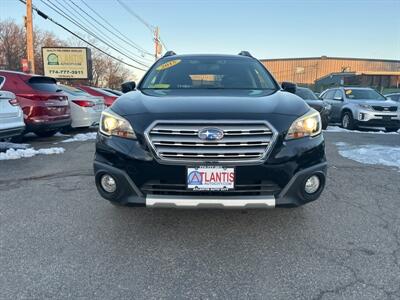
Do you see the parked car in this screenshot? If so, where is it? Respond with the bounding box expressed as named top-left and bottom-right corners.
top-left (58, 84), bottom-right (105, 128)
top-left (0, 90), bottom-right (25, 141)
top-left (74, 85), bottom-right (118, 107)
top-left (320, 87), bottom-right (400, 131)
top-left (385, 93), bottom-right (400, 102)
top-left (0, 71), bottom-right (71, 137)
top-left (101, 88), bottom-right (123, 96)
top-left (295, 87), bottom-right (331, 129)
top-left (94, 52), bottom-right (327, 208)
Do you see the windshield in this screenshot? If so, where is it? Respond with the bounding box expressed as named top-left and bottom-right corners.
top-left (141, 57), bottom-right (277, 90)
top-left (28, 76), bottom-right (61, 93)
top-left (344, 89), bottom-right (386, 100)
top-left (295, 88), bottom-right (319, 100)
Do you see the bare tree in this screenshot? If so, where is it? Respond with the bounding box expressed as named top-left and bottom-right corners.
top-left (0, 19), bottom-right (133, 87)
top-left (0, 19), bottom-right (26, 70)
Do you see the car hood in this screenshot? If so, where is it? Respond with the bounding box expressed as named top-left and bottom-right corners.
top-left (349, 99), bottom-right (399, 106)
top-left (110, 89), bottom-right (310, 134)
top-left (112, 89), bottom-right (309, 117)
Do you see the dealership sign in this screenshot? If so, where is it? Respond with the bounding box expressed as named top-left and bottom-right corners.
top-left (42, 47), bottom-right (92, 79)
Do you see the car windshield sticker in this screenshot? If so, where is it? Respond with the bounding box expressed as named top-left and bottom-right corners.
top-left (156, 59), bottom-right (181, 71)
top-left (345, 89), bottom-right (352, 95)
top-left (149, 83), bottom-right (170, 89)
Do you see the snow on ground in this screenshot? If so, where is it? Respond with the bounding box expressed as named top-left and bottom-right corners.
top-left (0, 142), bottom-right (30, 151)
top-left (61, 132), bottom-right (97, 143)
top-left (0, 147), bottom-right (65, 160)
top-left (325, 126), bottom-right (400, 134)
top-left (54, 132), bottom-right (70, 137)
top-left (336, 142), bottom-right (400, 170)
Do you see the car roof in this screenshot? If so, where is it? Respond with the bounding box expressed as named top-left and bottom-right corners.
top-left (160, 54), bottom-right (254, 60)
top-left (326, 86), bottom-right (374, 91)
top-left (0, 70), bottom-right (43, 77)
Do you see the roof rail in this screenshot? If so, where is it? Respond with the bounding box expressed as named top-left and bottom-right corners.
top-left (163, 51), bottom-right (176, 57)
top-left (238, 51), bottom-right (253, 58)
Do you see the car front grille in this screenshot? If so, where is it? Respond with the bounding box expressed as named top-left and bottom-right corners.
top-left (141, 180), bottom-right (282, 196)
top-left (145, 121), bottom-right (277, 164)
top-left (372, 106), bottom-right (398, 112)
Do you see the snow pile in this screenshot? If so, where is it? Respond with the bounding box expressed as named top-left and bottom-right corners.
top-left (325, 126), bottom-right (399, 134)
top-left (0, 142), bottom-right (29, 151)
top-left (61, 132), bottom-right (97, 143)
top-left (0, 147), bottom-right (65, 160)
top-left (336, 142), bottom-right (400, 170)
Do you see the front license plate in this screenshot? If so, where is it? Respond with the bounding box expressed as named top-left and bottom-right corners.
top-left (187, 166), bottom-right (235, 191)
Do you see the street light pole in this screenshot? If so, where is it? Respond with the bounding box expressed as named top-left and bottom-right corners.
top-left (154, 26), bottom-right (159, 60)
top-left (26, 0), bottom-right (35, 73)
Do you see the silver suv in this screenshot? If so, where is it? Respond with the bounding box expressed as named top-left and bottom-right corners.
top-left (320, 87), bottom-right (400, 131)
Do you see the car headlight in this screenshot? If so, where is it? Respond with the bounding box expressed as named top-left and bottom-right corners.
top-left (286, 109), bottom-right (321, 140)
top-left (358, 104), bottom-right (372, 110)
top-left (99, 109), bottom-right (136, 139)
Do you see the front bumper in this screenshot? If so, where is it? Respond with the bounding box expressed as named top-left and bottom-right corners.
top-left (94, 132), bottom-right (327, 208)
top-left (355, 108), bottom-right (400, 127)
top-left (94, 160), bottom-right (327, 208)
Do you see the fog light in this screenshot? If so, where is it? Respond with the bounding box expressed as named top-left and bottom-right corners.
top-left (100, 174), bottom-right (117, 193)
top-left (305, 175), bottom-right (320, 194)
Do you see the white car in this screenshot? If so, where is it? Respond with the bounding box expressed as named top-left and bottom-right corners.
top-left (59, 85), bottom-right (105, 128)
top-left (0, 91), bottom-right (25, 141)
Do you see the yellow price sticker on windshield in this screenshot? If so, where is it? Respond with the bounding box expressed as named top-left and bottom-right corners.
top-left (345, 89), bottom-right (352, 95)
top-left (156, 59), bottom-right (181, 71)
top-left (149, 83), bottom-right (170, 88)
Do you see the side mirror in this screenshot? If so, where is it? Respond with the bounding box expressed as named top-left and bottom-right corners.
top-left (281, 81), bottom-right (297, 94)
top-left (121, 81), bottom-right (136, 93)
top-left (386, 96), bottom-right (392, 100)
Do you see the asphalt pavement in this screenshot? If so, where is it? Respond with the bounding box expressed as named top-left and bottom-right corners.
top-left (1, 131), bottom-right (399, 299)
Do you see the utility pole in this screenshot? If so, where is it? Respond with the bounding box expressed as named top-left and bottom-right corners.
top-left (154, 26), bottom-right (159, 60)
top-left (26, 0), bottom-right (35, 73)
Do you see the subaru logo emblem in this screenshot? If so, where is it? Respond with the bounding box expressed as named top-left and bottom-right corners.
top-left (383, 107), bottom-right (389, 111)
top-left (198, 128), bottom-right (224, 141)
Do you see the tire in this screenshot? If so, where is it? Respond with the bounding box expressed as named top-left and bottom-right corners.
top-left (385, 127), bottom-right (400, 132)
top-left (35, 130), bottom-right (58, 138)
top-left (322, 117), bottom-right (329, 130)
top-left (60, 126), bottom-right (73, 134)
top-left (341, 112), bottom-right (356, 130)
top-left (109, 201), bottom-right (126, 207)
top-left (10, 135), bottom-right (24, 143)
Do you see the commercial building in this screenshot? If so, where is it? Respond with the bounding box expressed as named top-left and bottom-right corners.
top-left (261, 56), bottom-right (400, 92)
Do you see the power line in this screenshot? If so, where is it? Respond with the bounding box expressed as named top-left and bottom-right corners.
top-left (116, 0), bottom-right (168, 51)
top-left (68, 0), bottom-right (153, 61)
top-left (16, 0), bottom-right (148, 71)
top-left (41, 0), bottom-right (150, 68)
top-left (55, 0), bottom-right (152, 64)
top-left (116, 0), bottom-right (154, 33)
top-left (79, 0), bottom-right (153, 57)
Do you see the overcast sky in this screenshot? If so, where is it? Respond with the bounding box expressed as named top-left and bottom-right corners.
top-left (1, 0), bottom-right (399, 77)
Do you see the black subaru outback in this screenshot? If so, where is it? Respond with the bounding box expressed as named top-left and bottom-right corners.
top-left (94, 52), bottom-right (327, 208)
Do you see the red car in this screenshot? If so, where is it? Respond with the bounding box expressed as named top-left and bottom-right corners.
top-left (74, 85), bottom-right (117, 107)
top-left (0, 71), bottom-right (71, 137)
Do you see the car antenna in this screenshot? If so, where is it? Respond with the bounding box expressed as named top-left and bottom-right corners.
top-left (238, 51), bottom-right (253, 58)
top-left (163, 51), bottom-right (177, 58)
